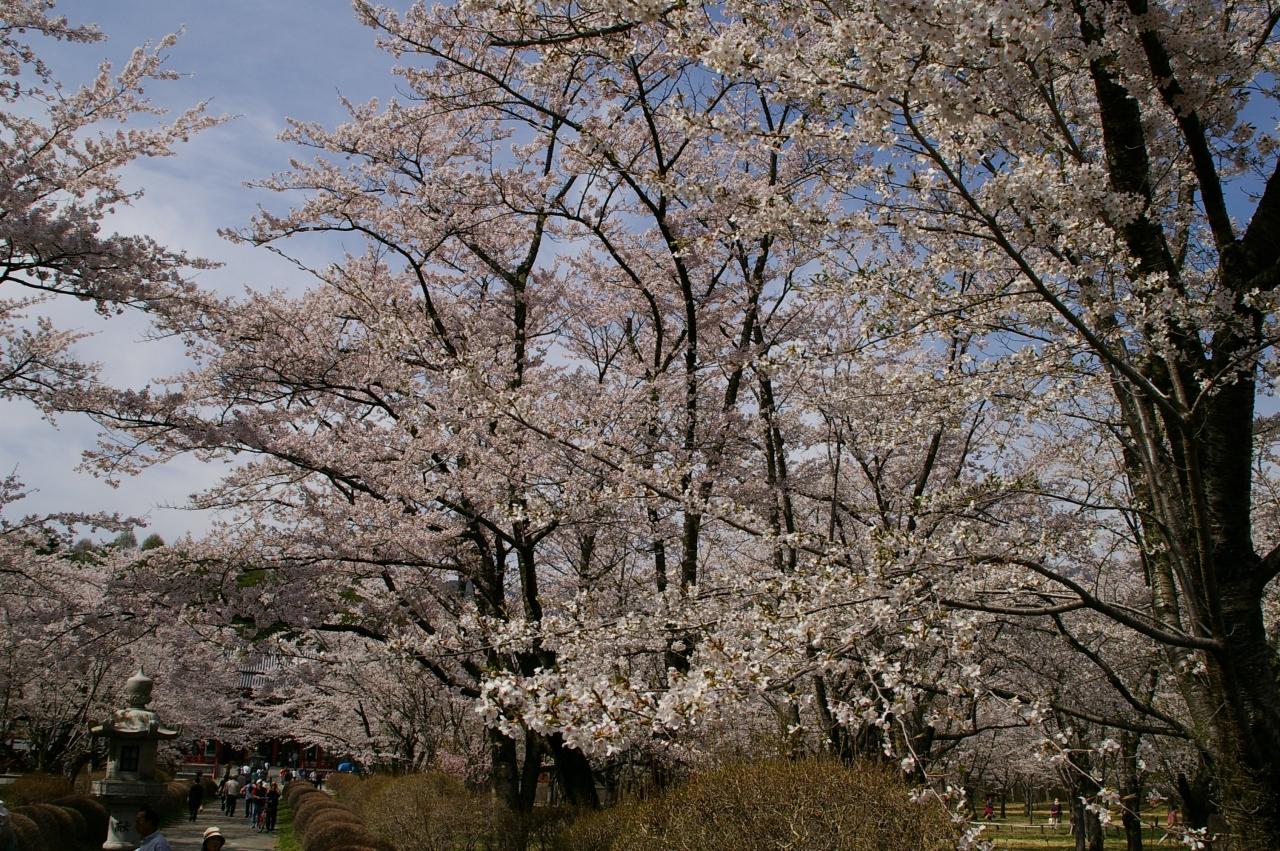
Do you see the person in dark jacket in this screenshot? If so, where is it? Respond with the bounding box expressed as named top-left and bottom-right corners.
top-left (188, 773), bottom-right (205, 821)
top-left (264, 782), bottom-right (280, 832)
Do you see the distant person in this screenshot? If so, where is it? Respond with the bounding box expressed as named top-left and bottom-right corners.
top-left (255, 781), bottom-right (270, 829)
top-left (983, 795), bottom-right (994, 821)
top-left (136, 806), bottom-right (172, 851)
top-left (201, 826), bottom-right (226, 851)
top-left (223, 776), bottom-right (240, 816)
top-left (315, 770), bottom-right (326, 789)
top-left (188, 773), bottom-right (205, 821)
top-left (1049, 799), bottom-right (1062, 827)
top-left (1157, 805), bottom-right (1180, 845)
top-left (265, 782), bottom-right (280, 832)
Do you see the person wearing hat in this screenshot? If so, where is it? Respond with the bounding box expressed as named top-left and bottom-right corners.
top-left (201, 826), bottom-right (226, 851)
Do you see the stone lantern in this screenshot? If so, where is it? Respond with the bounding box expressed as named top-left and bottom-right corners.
top-left (90, 671), bottom-right (180, 850)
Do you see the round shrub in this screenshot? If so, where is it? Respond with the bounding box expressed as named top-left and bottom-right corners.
top-left (158, 780), bottom-right (190, 817)
top-left (8, 811), bottom-right (50, 851)
top-left (53, 794), bottom-right (110, 843)
top-left (294, 795), bottom-right (352, 836)
top-left (53, 805), bottom-right (88, 842)
top-left (285, 779), bottom-right (316, 806)
top-left (300, 821), bottom-right (379, 851)
top-left (299, 807), bottom-right (367, 844)
top-left (290, 787), bottom-right (328, 814)
top-left (554, 758), bottom-right (958, 851)
top-left (14, 803), bottom-right (74, 844)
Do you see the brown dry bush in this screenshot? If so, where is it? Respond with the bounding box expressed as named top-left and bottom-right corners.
top-left (53, 804), bottom-right (88, 842)
top-left (1, 774), bottom-right (74, 807)
top-left (13, 803), bottom-right (76, 846)
top-left (158, 780), bottom-right (189, 817)
top-left (329, 772), bottom-right (397, 818)
top-left (553, 758), bottom-right (959, 851)
top-left (299, 820), bottom-right (379, 851)
top-left (8, 812), bottom-right (48, 851)
top-left (299, 807), bottom-right (368, 845)
top-left (294, 795), bottom-right (355, 836)
top-left (285, 779), bottom-right (316, 806)
top-left (54, 794), bottom-right (110, 843)
top-left (292, 792), bottom-right (333, 818)
top-left (324, 771), bottom-right (362, 799)
top-left (356, 773), bottom-right (498, 851)
top-left (289, 786), bottom-right (325, 811)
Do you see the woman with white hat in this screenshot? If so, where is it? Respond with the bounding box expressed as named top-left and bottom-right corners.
top-left (201, 826), bottom-right (226, 851)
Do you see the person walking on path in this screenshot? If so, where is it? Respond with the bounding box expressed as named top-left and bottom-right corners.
top-left (264, 782), bottom-right (280, 832)
top-left (243, 781), bottom-right (255, 825)
top-left (188, 774), bottom-right (205, 821)
top-left (136, 806), bottom-right (173, 851)
top-left (222, 777), bottom-right (240, 817)
top-left (201, 826), bottom-right (227, 851)
top-left (151, 808), bottom-right (277, 851)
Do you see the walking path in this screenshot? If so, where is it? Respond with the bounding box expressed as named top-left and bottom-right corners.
top-left (160, 806), bottom-right (279, 851)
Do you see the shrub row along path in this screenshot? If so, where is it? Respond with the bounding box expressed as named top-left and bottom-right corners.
top-left (162, 807), bottom-right (278, 851)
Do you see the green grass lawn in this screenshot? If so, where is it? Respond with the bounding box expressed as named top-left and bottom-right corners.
top-left (274, 802), bottom-right (301, 851)
top-left (973, 814), bottom-right (1171, 850)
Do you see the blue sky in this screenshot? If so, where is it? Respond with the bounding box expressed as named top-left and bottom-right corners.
top-left (1, 1), bottom-right (404, 540)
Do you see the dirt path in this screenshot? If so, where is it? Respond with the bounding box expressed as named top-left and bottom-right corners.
top-left (158, 805), bottom-right (279, 851)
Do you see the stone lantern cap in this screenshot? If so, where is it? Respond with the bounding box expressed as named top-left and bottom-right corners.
top-left (90, 670), bottom-right (181, 740)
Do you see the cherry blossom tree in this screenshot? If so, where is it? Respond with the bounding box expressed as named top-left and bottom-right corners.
top-left (0, 523), bottom-right (243, 777)
top-left (0, 0), bottom-right (216, 413)
top-left (82, 0), bottom-right (843, 811)
top-left (69, 5), bottom-right (1280, 848)
top-left (0, 0), bottom-right (228, 779)
top-left (627, 0), bottom-right (1280, 843)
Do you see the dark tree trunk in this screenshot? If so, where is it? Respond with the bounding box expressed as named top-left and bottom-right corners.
top-left (489, 727), bottom-right (525, 813)
top-left (1071, 2), bottom-right (1280, 843)
top-left (1200, 591), bottom-right (1280, 849)
top-left (1120, 732), bottom-right (1144, 851)
top-left (545, 732), bottom-right (599, 809)
top-left (1177, 770), bottom-right (1213, 830)
top-left (1069, 795), bottom-right (1104, 851)
top-left (1064, 751), bottom-right (1104, 851)
top-left (519, 730), bottom-right (543, 809)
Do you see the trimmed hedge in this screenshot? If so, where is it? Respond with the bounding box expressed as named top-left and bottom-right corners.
top-left (8, 780), bottom-right (192, 851)
top-left (53, 794), bottom-right (111, 842)
top-left (8, 813), bottom-right (47, 851)
top-left (300, 807), bottom-right (366, 840)
top-left (285, 781), bottom-right (391, 851)
top-left (11, 800), bottom-right (100, 851)
top-left (301, 822), bottom-right (383, 851)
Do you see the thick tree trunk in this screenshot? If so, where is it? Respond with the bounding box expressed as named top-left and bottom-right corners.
top-left (1199, 592), bottom-right (1280, 849)
top-left (1064, 753), bottom-right (1104, 851)
top-left (544, 732), bottom-right (600, 809)
top-left (489, 727), bottom-right (525, 813)
top-left (1069, 795), bottom-right (1104, 851)
top-left (488, 727), bottom-right (541, 813)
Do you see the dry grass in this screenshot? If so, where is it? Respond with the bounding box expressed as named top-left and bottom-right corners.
top-left (553, 757), bottom-right (958, 851)
top-left (0, 774), bottom-right (74, 807)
